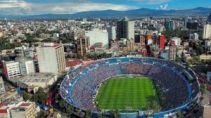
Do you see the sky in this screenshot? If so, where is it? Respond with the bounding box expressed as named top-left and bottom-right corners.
top-left (0, 0), bottom-right (210, 15)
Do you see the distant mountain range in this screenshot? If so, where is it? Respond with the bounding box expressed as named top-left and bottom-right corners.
top-left (1, 7), bottom-right (211, 20)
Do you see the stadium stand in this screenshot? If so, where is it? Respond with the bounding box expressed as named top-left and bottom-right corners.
top-left (60, 57), bottom-right (200, 117)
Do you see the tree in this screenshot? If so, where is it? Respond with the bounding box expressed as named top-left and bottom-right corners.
top-left (32, 87), bottom-right (48, 104)
top-left (37, 111), bottom-right (48, 118)
top-left (200, 84), bottom-right (206, 95)
top-left (59, 100), bottom-right (66, 109)
top-left (85, 110), bottom-right (92, 118)
top-left (23, 92), bottom-right (31, 101)
top-left (66, 105), bottom-right (73, 113)
top-left (0, 37), bottom-right (20, 51)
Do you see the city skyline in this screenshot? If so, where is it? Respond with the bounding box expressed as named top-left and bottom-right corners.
top-left (0, 0), bottom-right (211, 15)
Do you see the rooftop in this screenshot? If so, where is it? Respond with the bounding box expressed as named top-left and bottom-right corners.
top-left (41, 43), bottom-right (61, 48)
top-left (18, 73), bottom-right (55, 82)
top-left (0, 109), bottom-right (7, 114)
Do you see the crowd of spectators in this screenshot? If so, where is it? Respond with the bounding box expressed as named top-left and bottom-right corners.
top-left (59, 57), bottom-right (200, 115)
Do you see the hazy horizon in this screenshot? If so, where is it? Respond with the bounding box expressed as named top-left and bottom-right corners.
top-left (0, 0), bottom-right (211, 15)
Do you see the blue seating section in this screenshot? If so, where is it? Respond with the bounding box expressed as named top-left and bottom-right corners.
top-left (60, 57), bottom-right (200, 117)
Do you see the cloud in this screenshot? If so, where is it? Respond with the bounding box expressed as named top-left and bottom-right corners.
top-left (160, 4), bottom-right (168, 10)
top-left (0, 1), bottom-right (136, 15)
top-left (0, 0), bottom-right (29, 9)
top-left (133, 0), bottom-right (170, 4)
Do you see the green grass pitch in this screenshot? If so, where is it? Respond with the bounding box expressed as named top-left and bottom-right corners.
top-left (95, 76), bottom-right (157, 110)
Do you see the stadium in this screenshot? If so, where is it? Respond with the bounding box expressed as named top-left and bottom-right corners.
top-left (60, 57), bottom-right (200, 117)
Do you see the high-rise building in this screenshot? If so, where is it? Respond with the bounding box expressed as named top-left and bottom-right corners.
top-left (85, 28), bottom-right (109, 48)
top-left (0, 76), bottom-right (5, 94)
top-left (3, 61), bottom-right (21, 79)
top-left (186, 21), bottom-right (198, 30)
top-left (16, 58), bottom-right (35, 75)
top-left (76, 37), bottom-right (89, 57)
top-left (203, 24), bottom-right (211, 39)
top-left (107, 26), bottom-right (116, 41)
top-left (171, 37), bottom-right (181, 46)
top-left (107, 26), bottom-right (116, 47)
top-left (37, 43), bottom-right (66, 74)
top-left (169, 46), bottom-right (177, 61)
top-left (117, 17), bottom-right (134, 40)
top-left (205, 40), bottom-right (211, 51)
top-left (164, 20), bottom-right (174, 31)
top-left (159, 35), bottom-right (165, 49)
top-left (140, 35), bottom-right (146, 46)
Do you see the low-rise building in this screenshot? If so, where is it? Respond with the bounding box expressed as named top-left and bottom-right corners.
top-left (0, 101), bottom-right (37, 118)
top-left (0, 106), bottom-right (9, 118)
top-left (10, 102), bottom-right (36, 118)
top-left (199, 54), bottom-right (211, 61)
top-left (14, 73), bottom-right (57, 89)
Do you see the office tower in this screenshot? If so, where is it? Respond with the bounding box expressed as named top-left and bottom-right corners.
top-left (203, 24), bottom-right (211, 39)
top-left (140, 35), bottom-right (146, 46)
top-left (186, 21), bottom-right (198, 30)
top-left (169, 46), bottom-right (177, 61)
top-left (107, 26), bottom-right (116, 47)
top-left (107, 26), bottom-right (116, 41)
top-left (37, 43), bottom-right (66, 74)
top-left (77, 37), bottom-right (89, 57)
top-left (3, 61), bottom-right (21, 79)
top-left (164, 20), bottom-right (174, 31)
top-left (159, 35), bottom-right (165, 49)
top-left (17, 58), bottom-right (35, 75)
top-left (117, 17), bottom-right (134, 40)
top-left (135, 34), bottom-right (141, 43)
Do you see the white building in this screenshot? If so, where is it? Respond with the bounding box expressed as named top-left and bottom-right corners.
top-left (37, 43), bottom-right (66, 74)
top-left (0, 76), bottom-right (5, 94)
top-left (17, 58), bottom-right (35, 75)
top-left (127, 21), bottom-right (135, 40)
top-left (205, 40), bottom-right (211, 51)
top-left (0, 101), bottom-right (37, 118)
top-left (85, 28), bottom-right (109, 48)
top-left (189, 33), bottom-right (199, 41)
top-left (203, 24), bottom-right (211, 39)
top-left (171, 37), bottom-right (181, 46)
top-left (107, 26), bottom-right (116, 41)
top-left (3, 61), bottom-right (21, 79)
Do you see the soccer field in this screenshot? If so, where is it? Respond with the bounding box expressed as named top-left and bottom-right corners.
top-left (95, 76), bottom-right (157, 110)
